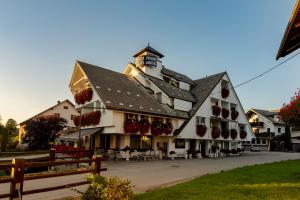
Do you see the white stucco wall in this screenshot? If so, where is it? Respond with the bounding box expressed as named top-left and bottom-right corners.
top-left (174, 98), bottom-right (192, 112)
top-left (37, 101), bottom-right (79, 127)
top-left (135, 52), bottom-right (163, 80)
top-left (178, 73), bottom-right (254, 141)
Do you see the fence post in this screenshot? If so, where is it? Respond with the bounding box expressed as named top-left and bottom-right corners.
top-left (93, 156), bottom-right (102, 174)
top-left (9, 158), bottom-right (25, 200)
top-left (49, 148), bottom-right (56, 161)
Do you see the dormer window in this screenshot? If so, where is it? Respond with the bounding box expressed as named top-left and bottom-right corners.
top-left (156, 92), bottom-right (162, 103)
top-left (163, 76), bottom-right (170, 83)
top-left (171, 80), bottom-right (179, 87)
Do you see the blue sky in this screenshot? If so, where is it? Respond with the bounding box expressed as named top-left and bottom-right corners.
top-left (0, 0), bottom-right (299, 123)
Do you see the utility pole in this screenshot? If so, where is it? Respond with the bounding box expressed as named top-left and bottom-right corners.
top-left (78, 108), bottom-right (82, 148)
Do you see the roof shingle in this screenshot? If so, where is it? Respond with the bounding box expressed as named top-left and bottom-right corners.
top-left (77, 61), bottom-right (188, 119)
top-left (251, 109), bottom-right (285, 125)
top-left (161, 66), bottom-right (195, 85)
top-left (148, 76), bottom-right (196, 102)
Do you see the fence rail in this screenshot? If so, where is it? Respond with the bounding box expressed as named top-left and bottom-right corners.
top-left (0, 149), bottom-right (106, 200)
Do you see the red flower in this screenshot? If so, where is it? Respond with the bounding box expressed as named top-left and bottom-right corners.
top-left (124, 119), bottom-right (139, 134)
top-left (221, 88), bottom-right (229, 98)
top-left (279, 89), bottom-right (300, 124)
top-left (240, 130), bottom-right (247, 139)
top-left (221, 108), bottom-right (229, 119)
top-left (74, 88), bottom-right (93, 105)
top-left (163, 122), bottom-right (173, 135)
top-left (212, 105), bottom-right (221, 116)
top-left (221, 128), bottom-right (229, 139)
top-left (151, 120), bottom-right (164, 136)
top-left (230, 129), bottom-right (237, 139)
top-left (196, 125), bottom-right (207, 137)
top-left (73, 116), bottom-right (80, 126)
top-left (211, 127), bottom-right (220, 139)
top-left (139, 119), bottom-right (150, 134)
top-left (231, 110), bottom-right (239, 120)
top-left (72, 111), bottom-right (101, 127)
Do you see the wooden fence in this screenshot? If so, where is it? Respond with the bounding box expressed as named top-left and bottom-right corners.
top-left (0, 150), bottom-right (106, 200)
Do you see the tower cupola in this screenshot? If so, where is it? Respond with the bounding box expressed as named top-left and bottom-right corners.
top-left (134, 45), bottom-right (164, 68)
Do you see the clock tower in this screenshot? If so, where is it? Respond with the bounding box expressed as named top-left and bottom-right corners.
top-left (133, 45), bottom-right (164, 79)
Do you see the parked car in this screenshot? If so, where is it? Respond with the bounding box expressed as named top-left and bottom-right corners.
top-left (250, 146), bottom-right (261, 152)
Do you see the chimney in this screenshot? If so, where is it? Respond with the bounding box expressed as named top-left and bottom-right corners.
top-left (57, 100), bottom-right (61, 104)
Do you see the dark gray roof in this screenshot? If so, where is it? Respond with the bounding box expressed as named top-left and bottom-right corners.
top-left (78, 61), bottom-right (188, 119)
top-left (161, 66), bottom-right (195, 85)
top-left (174, 72), bottom-right (226, 135)
top-left (251, 109), bottom-right (285, 125)
top-left (148, 76), bottom-right (196, 102)
top-left (190, 72), bottom-right (226, 116)
top-left (133, 45), bottom-right (164, 58)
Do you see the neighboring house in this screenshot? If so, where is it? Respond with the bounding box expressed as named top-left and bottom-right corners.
top-left (277, 0), bottom-right (300, 59)
top-left (246, 109), bottom-right (285, 151)
top-left (291, 126), bottom-right (300, 152)
top-left (18, 100), bottom-right (79, 143)
top-left (68, 45), bottom-right (254, 158)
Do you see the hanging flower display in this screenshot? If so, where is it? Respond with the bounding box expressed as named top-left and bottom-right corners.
top-left (211, 127), bottom-right (220, 139)
top-left (124, 119), bottom-right (139, 134)
top-left (74, 88), bottom-right (93, 105)
top-left (221, 88), bottom-right (230, 98)
top-left (221, 128), bottom-right (229, 139)
top-left (230, 129), bottom-right (238, 140)
top-left (231, 110), bottom-right (239, 120)
top-left (212, 105), bottom-right (221, 116)
top-left (151, 120), bottom-right (164, 136)
top-left (163, 121), bottom-right (173, 135)
top-left (73, 111), bottom-right (101, 127)
top-left (196, 125), bottom-right (207, 137)
top-left (221, 108), bottom-right (229, 119)
top-left (139, 118), bottom-right (150, 134)
top-left (240, 130), bottom-right (247, 139)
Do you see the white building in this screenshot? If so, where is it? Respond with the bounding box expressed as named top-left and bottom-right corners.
top-left (246, 109), bottom-right (285, 151)
top-left (19, 100), bottom-right (79, 143)
top-left (68, 45), bottom-right (254, 158)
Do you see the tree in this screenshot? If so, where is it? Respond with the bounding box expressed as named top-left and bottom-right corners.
top-left (0, 125), bottom-right (8, 152)
top-left (284, 124), bottom-right (292, 151)
top-left (279, 89), bottom-right (300, 126)
top-left (22, 116), bottom-right (67, 150)
top-left (5, 118), bottom-right (17, 135)
top-left (279, 89), bottom-right (300, 151)
top-left (5, 118), bottom-right (19, 149)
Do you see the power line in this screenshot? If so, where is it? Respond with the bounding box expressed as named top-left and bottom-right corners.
top-left (234, 51), bottom-right (300, 88)
top-left (211, 51), bottom-right (300, 96)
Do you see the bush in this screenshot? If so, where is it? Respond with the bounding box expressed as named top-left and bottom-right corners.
top-left (81, 175), bottom-right (133, 200)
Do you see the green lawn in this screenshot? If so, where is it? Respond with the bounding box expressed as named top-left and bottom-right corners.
top-left (135, 160), bottom-right (300, 200)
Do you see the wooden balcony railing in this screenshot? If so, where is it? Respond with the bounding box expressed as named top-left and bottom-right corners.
top-left (250, 121), bottom-right (264, 127)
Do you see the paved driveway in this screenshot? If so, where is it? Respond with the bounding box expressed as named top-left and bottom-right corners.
top-left (0, 151), bottom-right (299, 200)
